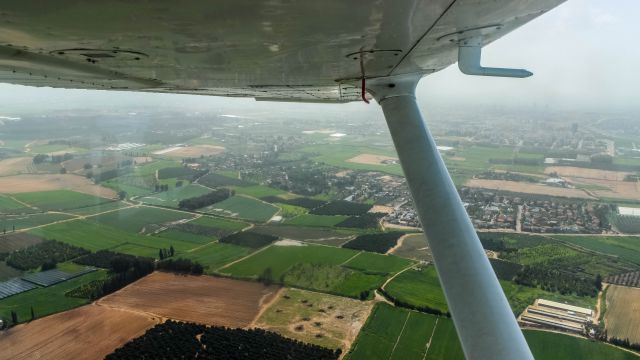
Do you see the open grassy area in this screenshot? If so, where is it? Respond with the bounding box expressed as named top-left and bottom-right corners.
top-left (1, 212), bottom-right (75, 231)
top-left (65, 201), bottom-right (130, 216)
top-left (190, 215), bottom-right (248, 231)
top-left (156, 228), bottom-right (214, 244)
top-left (12, 190), bottom-right (112, 211)
top-left (232, 185), bottom-right (286, 198)
top-left (201, 195), bottom-right (278, 222)
top-left (0, 194), bottom-right (32, 214)
top-left (525, 330), bottom-right (639, 360)
top-left (0, 269), bottom-right (108, 324)
top-left (383, 266), bottom-right (448, 313)
top-left (138, 184), bottom-right (211, 208)
top-left (88, 206), bottom-right (195, 233)
top-left (551, 235), bottom-right (640, 266)
top-left (178, 242), bottom-right (253, 272)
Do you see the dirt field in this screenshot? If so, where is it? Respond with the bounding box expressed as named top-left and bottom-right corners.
top-left (604, 285), bottom-right (640, 343)
top-left (388, 233), bottom-right (433, 262)
top-left (369, 205), bottom-right (394, 214)
top-left (0, 174), bottom-right (117, 198)
top-left (0, 157), bottom-right (31, 176)
top-left (99, 272), bottom-right (279, 327)
top-left (465, 179), bottom-right (595, 199)
top-left (255, 288), bottom-right (373, 351)
top-left (347, 153), bottom-right (398, 165)
top-left (545, 166), bottom-right (631, 181)
top-left (155, 145), bottom-right (224, 158)
top-left (0, 304), bottom-right (158, 360)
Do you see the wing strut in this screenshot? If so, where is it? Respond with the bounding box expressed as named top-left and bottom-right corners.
top-left (367, 75), bottom-right (533, 360)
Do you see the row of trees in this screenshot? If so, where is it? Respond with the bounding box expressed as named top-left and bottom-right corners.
top-left (178, 188), bottom-right (234, 210)
top-left (377, 287), bottom-right (450, 317)
top-left (514, 266), bottom-right (601, 297)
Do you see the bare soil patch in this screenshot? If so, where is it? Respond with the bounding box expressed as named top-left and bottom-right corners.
top-left (604, 285), bottom-right (640, 343)
top-left (157, 145), bottom-right (224, 158)
top-left (347, 153), bottom-right (398, 165)
top-left (0, 304), bottom-right (158, 360)
top-left (369, 205), bottom-right (394, 214)
top-left (388, 233), bottom-right (433, 262)
top-left (0, 157), bottom-right (31, 176)
top-left (0, 233), bottom-right (44, 253)
top-left (465, 179), bottom-right (595, 199)
top-left (0, 174), bottom-right (117, 199)
top-left (99, 272), bottom-right (279, 327)
top-left (545, 166), bottom-right (631, 181)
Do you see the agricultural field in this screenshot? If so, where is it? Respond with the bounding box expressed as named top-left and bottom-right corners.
top-left (0, 174), bottom-right (117, 198)
top-left (219, 231), bottom-right (278, 248)
top-left (544, 166), bottom-right (640, 201)
top-left (550, 235), bottom-right (640, 266)
top-left (612, 215), bottom-right (640, 234)
top-left (0, 261), bottom-right (21, 281)
top-left (301, 144), bottom-right (404, 176)
top-left (0, 232), bottom-right (44, 254)
top-left (65, 201), bottom-right (130, 216)
top-left (233, 184), bottom-right (286, 198)
top-left (156, 228), bottom-right (213, 244)
top-left (201, 195), bottom-right (279, 222)
top-left (0, 269), bottom-right (108, 323)
top-left (251, 224), bottom-right (355, 242)
top-left (465, 179), bottom-right (595, 199)
top-left (286, 214), bottom-right (349, 227)
top-left (153, 144), bottom-right (224, 158)
top-left (198, 172), bottom-right (254, 187)
top-left (0, 156), bottom-right (31, 176)
top-left (0, 194), bottom-right (32, 214)
top-left (342, 251), bottom-right (414, 275)
top-left (0, 304), bottom-right (158, 360)
top-left (99, 272), bottom-right (280, 327)
top-left (524, 330), bottom-right (640, 360)
top-left (256, 288), bottom-right (373, 350)
top-left (310, 200), bottom-right (372, 216)
top-left (190, 215), bottom-right (248, 231)
top-left (604, 285), bottom-right (640, 344)
top-left (12, 190), bottom-right (113, 211)
top-left (1, 212), bottom-right (75, 231)
top-left (88, 206), bottom-right (195, 233)
top-left (388, 233), bottom-right (433, 262)
top-left (383, 266), bottom-right (448, 314)
top-left (346, 303), bottom-right (442, 360)
top-left (178, 242), bottom-right (253, 272)
top-left (342, 232), bottom-right (404, 254)
top-left (138, 184), bottom-right (211, 208)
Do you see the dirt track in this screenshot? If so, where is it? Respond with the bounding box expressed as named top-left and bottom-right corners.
top-left (99, 272), bottom-right (280, 327)
top-left (0, 304), bottom-right (158, 360)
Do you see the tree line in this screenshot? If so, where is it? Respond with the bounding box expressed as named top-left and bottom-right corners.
top-left (178, 188), bottom-right (234, 210)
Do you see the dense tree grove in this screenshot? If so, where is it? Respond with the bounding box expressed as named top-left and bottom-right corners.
top-left (219, 231), bottom-right (278, 248)
top-left (335, 213), bottom-right (384, 229)
top-left (92, 167), bottom-right (133, 182)
top-left (488, 258), bottom-right (523, 281)
top-left (156, 258), bottom-right (204, 275)
top-left (514, 265), bottom-right (600, 297)
top-left (106, 320), bottom-right (339, 360)
top-left (310, 200), bottom-right (372, 216)
top-left (178, 189), bottom-right (234, 210)
top-left (74, 250), bottom-right (147, 269)
top-left (199, 173), bottom-right (254, 187)
top-left (342, 232), bottom-right (404, 253)
top-left (6, 240), bottom-right (89, 270)
top-left (173, 223), bottom-right (234, 238)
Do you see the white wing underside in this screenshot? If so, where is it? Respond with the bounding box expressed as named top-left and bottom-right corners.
top-left (0, 0), bottom-right (564, 102)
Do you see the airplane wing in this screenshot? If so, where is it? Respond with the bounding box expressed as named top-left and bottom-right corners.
top-left (0, 0), bottom-right (563, 102)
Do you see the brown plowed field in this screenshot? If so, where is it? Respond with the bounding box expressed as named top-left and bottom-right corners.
top-left (162, 145), bottom-right (224, 158)
top-left (544, 166), bottom-right (640, 200)
top-left (347, 153), bottom-right (397, 165)
top-left (0, 157), bottom-right (31, 176)
top-left (465, 179), bottom-right (595, 199)
top-left (0, 174), bottom-right (117, 198)
top-left (604, 285), bottom-right (640, 344)
top-left (0, 304), bottom-right (158, 360)
top-left (99, 272), bottom-right (279, 327)
top-left (545, 166), bottom-right (631, 181)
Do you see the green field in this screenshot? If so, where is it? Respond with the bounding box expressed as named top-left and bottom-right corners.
top-left (12, 190), bottom-right (112, 211)
top-left (0, 212), bottom-right (75, 231)
top-left (286, 214), bottom-right (349, 227)
top-left (0, 269), bottom-right (108, 324)
top-left (30, 220), bottom-right (199, 256)
top-left (551, 235), bottom-right (640, 266)
top-left (232, 185), bottom-right (286, 198)
top-left (178, 242), bottom-right (253, 272)
top-left (201, 195), bottom-right (278, 222)
top-left (343, 252), bottom-right (414, 275)
top-left (88, 206), bottom-right (195, 233)
top-left (156, 228), bottom-right (214, 244)
top-left (251, 224), bottom-right (354, 241)
top-left (0, 194), bottom-right (32, 214)
top-left (383, 266), bottom-right (449, 313)
top-left (524, 330), bottom-right (640, 360)
top-left (302, 144), bottom-right (403, 176)
top-left (138, 184), bottom-right (211, 207)
top-left (65, 201), bottom-right (130, 215)
top-left (190, 215), bottom-right (248, 231)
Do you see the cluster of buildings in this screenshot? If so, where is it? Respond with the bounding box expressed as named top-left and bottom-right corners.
top-left (460, 188), bottom-right (519, 230)
top-left (519, 299), bottom-right (594, 335)
top-left (521, 201), bottom-right (607, 233)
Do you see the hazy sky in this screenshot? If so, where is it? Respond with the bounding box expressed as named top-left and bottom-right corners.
top-left (0, 0), bottom-right (637, 114)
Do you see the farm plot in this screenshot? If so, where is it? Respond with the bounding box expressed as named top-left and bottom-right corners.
top-left (255, 288), bottom-right (373, 350)
top-left (198, 172), bottom-right (254, 187)
top-left (251, 224), bottom-right (355, 242)
top-left (154, 144), bottom-right (224, 158)
top-left (190, 215), bottom-right (248, 231)
top-left (604, 285), bottom-right (640, 344)
top-left (65, 201), bottom-right (130, 216)
top-left (0, 212), bottom-right (75, 231)
top-left (0, 174), bottom-right (117, 198)
top-left (346, 303), bottom-right (437, 360)
top-left (286, 214), bottom-right (349, 227)
top-left (342, 232), bottom-right (404, 254)
top-left (388, 233), bottom-right (433, 262)
top-left (0, 232), bottom-right (43, 253)
top-left (465, 179), bottom-right (595, 199)
top-left (138, 184), bottom-right (210, 208)
top-left (383, 266), bottom-right (448, 314)
top-left (550, 235), bottom-right (640, 266)
top-left (0, 269), bottom-right (108, 322)
top-left (347, 153), bottom-right (398, 165)
top-left (0, 194), bottom-right (32, 214)
top-left (0, 304), bottom-right (158, 360)
top-left (219, 231), bottom-right (278, 248)
top-left (0, 262), bottom-right (21, 281)
top-left (545, 166), bottom-right (640, 201)
top-left (310, 200), bottom-right (372, 216)
top-left (99, 272), bottom-right (279, 327)
top-left (0, 278), bottom-right (37, 299)
top-left (178, 242), bottom-right (253, 272)
top-left (201, 195), bottom-right (278, 222)
top-left (524, 329), bottom-right (640, 360)
top-left (12, 190), bottom-right (113, 211)
top-left (89, 206), bottom-right (195, 233)
top-left (343, 251), bottom-right (413, 275)
top-left (0, 156), bottom-right (31, 176)
top-left (21, 267), bottom-right (96, 287)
